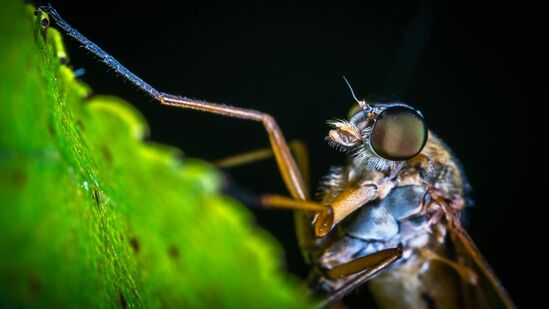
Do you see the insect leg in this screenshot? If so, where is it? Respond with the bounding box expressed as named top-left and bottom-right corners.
top-left (261, 180), bottom-right (393, 238)
top-left (212, 139), bottom-right (317, 251)
top-left (319, 248), bottom-right (402, 307)
top-left (261, 195), bottom-right (327, 212)
top-left (214, 147), bottom-right (282, 168)
top-left (38, 5), bottom-right (309, 201)
top-left (325, 248), bottom-right (402, 279)
top-left (158, 94), bottom-right (308, 200)
top-left (314, 183), bottom-right (390, 237)
top-left (214, 139), bottom-right (310, 191)
top-left (37, 5), bottom-right (161, 99)
top-left (420, 248), bottom-right (478, 284)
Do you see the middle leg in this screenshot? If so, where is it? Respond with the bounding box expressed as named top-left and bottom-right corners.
top-left (213, 139), bottom-right (311, 191)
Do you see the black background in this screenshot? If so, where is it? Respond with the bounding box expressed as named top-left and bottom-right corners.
top-left (43, 1), bottom-right (540, 307)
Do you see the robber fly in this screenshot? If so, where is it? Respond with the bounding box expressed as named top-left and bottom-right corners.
top-left (37, 5), bottom-right (514, 308)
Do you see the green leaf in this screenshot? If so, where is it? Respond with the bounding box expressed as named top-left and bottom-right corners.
top-left (0, 3), bottom-right (312, 308)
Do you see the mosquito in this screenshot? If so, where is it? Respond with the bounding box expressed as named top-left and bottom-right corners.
top-left (37, 5), bottom-right (515, 308)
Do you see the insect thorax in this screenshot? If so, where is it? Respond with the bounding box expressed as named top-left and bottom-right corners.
top-left (306, 132), bottom-right (467, 299)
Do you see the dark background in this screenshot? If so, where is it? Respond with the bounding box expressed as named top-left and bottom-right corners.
top-left (44, 1), bottom-right (539, 307)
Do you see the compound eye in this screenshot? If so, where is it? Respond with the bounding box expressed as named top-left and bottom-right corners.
top-left (370, 106), bottom-right (427, 161)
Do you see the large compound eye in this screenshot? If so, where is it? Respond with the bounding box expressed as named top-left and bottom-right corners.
top-left (370, 106), bottom-right (427, 161)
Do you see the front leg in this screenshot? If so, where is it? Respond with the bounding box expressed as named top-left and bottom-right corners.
top-left (314, 179), bottom-right (396, 237)
top-left (38, 5), bottom-right (308, 202)
top-left (318, 248), bottom-right (402, 307)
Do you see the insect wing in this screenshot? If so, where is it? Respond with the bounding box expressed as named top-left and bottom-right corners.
top-left (448, 226), bottom-right (515, 309)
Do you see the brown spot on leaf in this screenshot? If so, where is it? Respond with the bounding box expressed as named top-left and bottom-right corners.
top-left (11, 170), bottom-right (27, 187)
top-left (47, 122), bottom-right (56, 137)
top-left (28, 274), bottom-right (42, 296)
top-left (101, 144), bottom-right (112, 164)
top-left (76, 120), bottom-right (85, 132)
top-left (92, 188), bottom-right (100, 206)
top-left (129, 237), bottom-right (140, 254)
top-left (168, 246), bottom-right (179, 260)
top-left (119, 292), bottom-right (128, 309)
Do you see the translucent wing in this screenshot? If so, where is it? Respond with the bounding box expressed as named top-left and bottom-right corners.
top-left (363, 224), bottom-right (516, 309)
top-left (447, 225), bottom-right (515, 309)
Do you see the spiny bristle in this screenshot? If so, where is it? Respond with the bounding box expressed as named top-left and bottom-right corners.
top-left (326, 118), bottom-right (352, 128)
top-left (325, 136), bottom-right (353, 153)
top-left (316, 166), bottom-right (346, 201)
top-left (351, 146), bottom-right (398, 171)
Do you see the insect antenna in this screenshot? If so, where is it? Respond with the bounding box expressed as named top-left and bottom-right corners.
top-left (342, 76), bottom-right (372, 112)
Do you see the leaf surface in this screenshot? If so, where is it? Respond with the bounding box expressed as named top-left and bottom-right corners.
top-left (0, 3), bottom-right (311, 308)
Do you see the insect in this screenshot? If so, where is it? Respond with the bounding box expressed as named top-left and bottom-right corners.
top-left (37, 5), bottom-right (515, 308)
